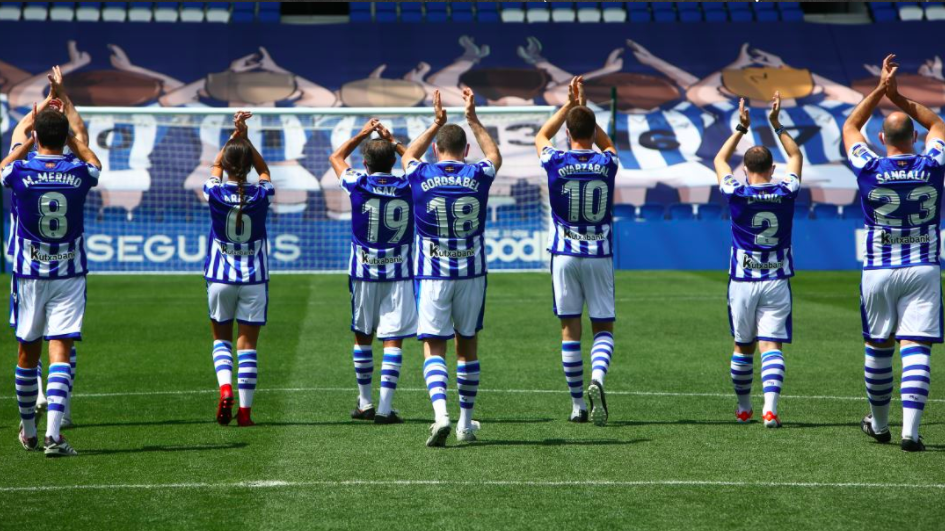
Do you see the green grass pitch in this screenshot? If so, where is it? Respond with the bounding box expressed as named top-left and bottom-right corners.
top-left (0, 271), bottom-right (943, 530)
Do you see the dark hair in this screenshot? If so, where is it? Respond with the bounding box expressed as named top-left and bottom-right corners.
top-left (361, 139), bottom-right (396, 173)
top-left (221, 137), bottom-right (254, 230)
top-left (883, 115), bottom-right (915, 146)
top-left (566, 106), bottom-right (596, 141)
top-left (435, 124), bottom-right (467, 157)
top-left (35, 108), bottom-right (69, 150)
top-left (743, 146), bottom-right (774, 174)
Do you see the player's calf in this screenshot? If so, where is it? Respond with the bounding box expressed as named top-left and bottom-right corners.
top-left (730, 352), bottom-right (754, 422)
top-left (760, 349), bottom-right (784, 428)
top-left (863, 345), bottom-right (895, 436)
top-left (900, 344), bottom-right (931, 447)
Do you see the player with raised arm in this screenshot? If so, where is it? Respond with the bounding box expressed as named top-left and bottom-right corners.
top-left (843, 55), bottom-right (943, 452)
top-left (714, 93), bottom-right (803, 429)
top-left (2, 100), bottom-right (101, 457)
top-left (204, 111), bottom-right (273, 428)
top-left (534, 76), bottom-right (619, 426)
top-left (402, 89), bottom-right (501, 447)
top-left (329, 118), bottom-right (415, 424)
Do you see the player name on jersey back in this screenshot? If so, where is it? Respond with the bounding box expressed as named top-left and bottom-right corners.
top-left (203, 178), bottom-right (274, 284)
top-left (407, 159), bottom-right (495, 279)
top-left (541, 147), bottom-right (618, 258)
top-left (2, 154), bottom-right (99, 278)
top-left (721, 174), bottom-right (799, 281)
top-left (849, 141), bottom-right (945, 270)
top-left (341, 169), bottom-right (413, 281)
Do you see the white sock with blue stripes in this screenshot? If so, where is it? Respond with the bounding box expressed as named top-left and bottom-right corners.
top-left (761, 350), bottom-right (785, 416)
top-left (423, 356), bottom-right (449, 422)
top-left (561, 341), bottom-right (587, 412)
top-left (45, 363), bottom-right (72, 440)
top-left (236, 350), bottom-right (258, 409)
top-left (212, 340), bottom-right (233, 389)
top-left (900, 344), bottom-right (932, 442)
top-left (864, 346), bottom-right (895, 432)
top-left (730, 353), bottom-right (753, 413)
top-left (590, 332), bottom-right (614, 385)
top-left (64, 347), bottom-right (77, 419)
top-left (353, 345), bottom-right (374, 409)
top-left (457, 360), bottom-right (480, 431)
top-left (378, 347), bottom-right (402, 416)
top-left (36, 360), bottom-right (46, 405)
top-left (15, 365), bottom-right (38, 438)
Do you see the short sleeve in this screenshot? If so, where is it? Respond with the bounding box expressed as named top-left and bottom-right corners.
top-left (848, 142), bottom-right (878, 172)
top-left (780, 173), bottom-right (801, 195)
top-left (405, 160), bottom-right (426, 179)
top-left (340, 168), bottom-right (364, 195)
top-left (474, 159), bottom-right (496, 180)
top-left (84, 162), bottom-right (101, 185)
top-left (925, 137), bottom-right (945, 166)
top-left (203, 177), bottom-right (221, 201)
top-left (1, 162), bottom-right (15, 188)
top-left (258, 180), bottom-right (275, 204)
top-left (719, 174), bottom-right (742, 196)
top-left (540, 146), bottom-right (562, 167)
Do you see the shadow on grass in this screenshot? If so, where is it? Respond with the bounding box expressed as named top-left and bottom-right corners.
top-left (607, 419), bottom-right (736, 427)
top-left (254, 419), bottom-right (429, 427)
top-left (81, 442), bottom-right (248, 456)
top-left (452, 438), bottom-right (649, 448)
top-left (474, 418), bottom-right (555, 424)
top-left (75, 419), bottom-right (217, 429)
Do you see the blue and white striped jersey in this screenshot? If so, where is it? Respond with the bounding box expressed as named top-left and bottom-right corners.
top-left (0, 94), bottom-right (9, 136)
top-left (200, 114), bottom-right (311, 164)
top-left (1, 153), bottom-right (100, 279)
top-left (341, 169), bottom-right (413, 281)
top-left (407, 159), bottom-right (496, 279)
top-left (722, 174), bottom-right (800, 281)
top-left (541, 147), bottom-right (618, 257)
top-left (849, 139), bottom-right (945, 270)
top-left (608, 102), bottom-right (714, 170)
top-left (203, 178), bottom-right (274, 284)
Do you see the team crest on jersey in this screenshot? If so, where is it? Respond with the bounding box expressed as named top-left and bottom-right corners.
top-left (443, 166), bottom-right (456, 174)
top-left (577, 155), bottom-right (590, 162)
top-left (897, 160), bottom-right (909, 167)
top-left (44, 162), bottom-right (56, 169)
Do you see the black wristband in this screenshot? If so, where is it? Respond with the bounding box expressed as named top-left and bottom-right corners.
top-left (735, 124), bottom-right (749, 134)
top-left (775, 126), bottom-right (787, 136)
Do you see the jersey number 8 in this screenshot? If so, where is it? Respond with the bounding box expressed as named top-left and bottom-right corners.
top-left (38, 192), bottom-right (68, 239)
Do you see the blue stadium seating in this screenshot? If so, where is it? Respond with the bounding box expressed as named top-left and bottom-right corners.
top-left (639, 203), bottom-right (666, 221)
top-left (348, 2), bottom-right (372, 22)
top-left (477, 2), bottom-right (499, 22)
top-left (702, 2), bottom-right (726, 22)
top-left (426, 2), bottom-right (448, 22)
top-left (870, 2), bottom-right (898, 22)
top-left (841, 205), bottom-right (864, 221)
top-left (727, 2), bottom-right (752, 22)
top-left (451, 1), bottom-right (473, 22)
top-left (697, 203), bottom-right (724, 220)
top-left (22, 2), bottom-right (48, 21)
top-left (754, 2), bottom-right (778, 22)
top-left (180, 2), bottom-right (204, 23)
top-left (927, 2), bottom-right (945, 21)
top-left (102, 2), bottom-right (128, 22)
top-left (501, 2), bottom-right (525, 22)
top-left (627, 2), bottom-right (650, 22)
top-left (813, 204), bottom-right (840, 220)
top-left (576, 2), bottom-right (600, 22)
top-left (551, 2), bottom-right (575, 23)
top-left (526, 2), bottom-right (549, 23)
top-left (793, 202), bottom-right (811, 219)
top-left (652, 2), bottom-right (675, 22)
top-left (668, 203), bottom-right (696, 220)
top-left (677, 2), bottom-right (701, 23)
top-left (399, 2), bottom-right (422, 23)
top-left (898, 2), bottom-right (924, 21)
top-left (612, 204), bottom-right (636, 220)
top-left (257, 1), bottom-right (278, 22)
top-left (231, 1), bottom-right (255, 22)
top-left (374, 1), bottom-right (396, 23)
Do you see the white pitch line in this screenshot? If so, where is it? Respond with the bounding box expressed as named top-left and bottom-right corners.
top-left (0, 479), bottom-right (943, 493)
top-left (0, 386), bottom-right (940, 403)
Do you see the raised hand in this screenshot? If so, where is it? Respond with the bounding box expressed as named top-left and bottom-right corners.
top-left (233, 111), bottom-right (252, 138)
top-left (360, 117), bottom-right (379, 138)
top-left (768, 91), bottom-right (782, 128)
top-left (230, 52), bottom-right (261, 73)
top-left (47, 65), bottom-right (65, 99)
top-left (433, 90), bottom-right (447, 126)
top-left (374, 121), bottom-right (395, 142)
top-left (879, 53), bottom-right (899, 96)
top-left (576, 75), bottom-right (586, 106)
top-left (462, 87), bottom-right (477, 122)
top-left (738, 98), bottom-right (751, 129)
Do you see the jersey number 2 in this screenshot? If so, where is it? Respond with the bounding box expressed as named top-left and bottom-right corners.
top-left (752, 211), bottom-right (779, 247)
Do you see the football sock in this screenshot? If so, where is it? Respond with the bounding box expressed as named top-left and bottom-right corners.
top-left (15, 365), bottom-right (38, 439)
top-left (212, 340), bottom-right (233, 389)
top-left (236, 350), bottom-right (258, 409)
top-left (900, 344), bottom-right (932, 442)
top-left (45, 363), bottom-right (71, 440)
top-left (378, 347), bottom-right (402, 416)
top-left (730, 353), bottom-right (754, 413)
top-left (423, 356), bottom-right (449, 422)
top-left (590, 332), bottom-right (614, 385)
top-left (457, 360), bottom-right (480, 430)
top-left (36, 360), bottom-right (46, 405)
top-left (864, 346), bottom-right (894, 432)
top-left (64, 347), bottom-right (77, 419)
top-left (353, 344), bottom-right (374, 409)
top-left (761, 350), bottom-right (785, 416)
top-left (561, 341), bottom-right (586, 412)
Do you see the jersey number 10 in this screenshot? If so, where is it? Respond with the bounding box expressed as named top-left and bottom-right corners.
top-left (561, 180), bottom-right (608, 224)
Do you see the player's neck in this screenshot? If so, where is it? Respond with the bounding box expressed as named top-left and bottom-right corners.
top-left (36, 146), bottom-right (64, 157)
top-left (436, 154), bottom-right (464, 162)
top-left (569, 140), bottom-right (594, 151)
top-left (746, 173), bottom-right (772, 186)
top-left (885, 144), bottom-right (915, 157)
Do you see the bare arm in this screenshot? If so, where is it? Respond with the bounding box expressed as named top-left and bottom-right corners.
top-left (769, 91), bottom-right (803, 180)
top-left (843, 55), bottom-right (897, 152)
top-left (48, 66), bottom-right (88, 146)
top-left (714, 98), bottom-right (750, 184)
top-left (329, 118), bottom-right (377, 177)
top-left (463, 88), bottom-right (501, 170)
top-left (535, 103), bottom-right (573, 155)
top-left (403, 90), bottom-right (446, 168)
top-left (885, 62), bottom-right (945, 144)
top-left (0, 136), bottom-right (33, 170)
top-left (66, 136), bottom-right (101, 169)
top-left (374, 122), bottom-right (407, 157)
top-left (595, 125), bottom-right (617, 155)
